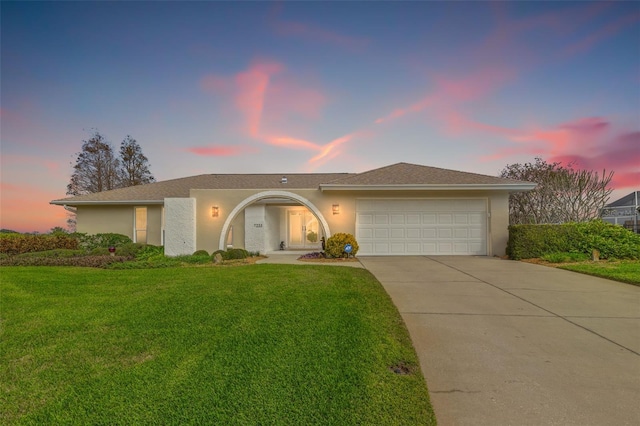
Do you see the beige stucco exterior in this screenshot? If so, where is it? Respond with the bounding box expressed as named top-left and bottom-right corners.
top-left (71, 188), bottom-right (511, 256)
top-left (190, 188), bottom-right (511, 256)
top-left (75, 204), bottom-right (163, 246)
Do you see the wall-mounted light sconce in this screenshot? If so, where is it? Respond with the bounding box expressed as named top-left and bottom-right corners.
top-left (212, 206), bottom-right (219, 218)
top-left (332, 204), bottom-right (340, 215)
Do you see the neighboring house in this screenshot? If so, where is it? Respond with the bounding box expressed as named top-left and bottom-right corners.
top-left (601, 191), bottom-right (640, 234)
top-left (51, 162), bottom-right (535, 256)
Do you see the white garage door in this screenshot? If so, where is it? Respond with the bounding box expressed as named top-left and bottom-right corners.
top-left (356, 199), bottom-right (487, 255)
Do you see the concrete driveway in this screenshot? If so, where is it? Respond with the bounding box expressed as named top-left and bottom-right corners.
top-left (359, 256), bottom-right (640, 426)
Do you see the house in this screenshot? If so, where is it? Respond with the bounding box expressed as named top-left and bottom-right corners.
top-left (51, 162), bottom-right (536, 256)
top-left (601, 191), bottom-right (639, 233)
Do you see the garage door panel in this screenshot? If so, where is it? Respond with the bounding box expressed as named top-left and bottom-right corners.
top-left (438, 214), bottom-right (453, 224)
top-left (407, 242), bottom-right (421, 252)
top-left (407, 228), bottom-right (421, 238)
top-left (454, 228), bottom-right (469, 238)
top-left (454, 214), bottom-right (469, 224)
top-left (359, 228), bottom-right (374, 238)
top-left (374, 229), bottom-right (389, 238)
top-left (356, 199), bottom-right (487, 256)
top-left (390, 228), bottom-right (404, 238)
top-left (390, 214), bottom-right (405, 224)
top-left (359, 214), bottom-right (373, 224)
top-left (407, 214), bottom-right (421, 224)
top-left (422, 228), bottom-right (437, 238)
top-left (375, 242), bottom-right (389, 253)
top-left (438, 228), bottom-right (452, 238)
top-left (391, 243), bottom-right (406, 253)
top-left (374, 215), bottom-right (389, 224)
top-left (422, 214), bottom-right (437, 224)
top-left (438, 242), bottom-right (453, 253)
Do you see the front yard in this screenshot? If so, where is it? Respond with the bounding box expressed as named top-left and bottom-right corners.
top-left (558, 260), bottom-right (640, 285)
top-left (0, 265), bottom-right (435, 425)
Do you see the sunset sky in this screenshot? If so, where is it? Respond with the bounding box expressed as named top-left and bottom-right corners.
top-left (2, 1), bottom-right (639, 233)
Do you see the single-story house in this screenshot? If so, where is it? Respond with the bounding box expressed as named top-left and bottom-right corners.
top-left (601, 191), bottom-right (639, 233)
top-left (51, 162), bottom-right (536, 256)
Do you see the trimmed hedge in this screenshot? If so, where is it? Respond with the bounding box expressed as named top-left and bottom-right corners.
top-left (0, 234), bottom-right (79, 255)
top-left (507, 220), bottom-right (640, 260)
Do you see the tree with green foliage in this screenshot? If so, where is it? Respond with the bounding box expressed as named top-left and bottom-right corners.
top-left (118, 135), bottom-right (155, 187)
top-left (500, 158), bottom-right (613, 224)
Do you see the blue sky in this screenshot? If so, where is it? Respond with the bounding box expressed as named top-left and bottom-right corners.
top-left (2, 1), bottom-right (639, 232)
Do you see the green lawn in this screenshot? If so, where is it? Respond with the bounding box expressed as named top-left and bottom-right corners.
top-left (558, 260), bottom-right (640, 285)
top-left (0, 265), bottom-right (435, 425)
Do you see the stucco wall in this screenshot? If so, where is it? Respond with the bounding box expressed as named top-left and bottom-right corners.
top-left (75, 205), bottom-right (164, 245)
top-left (76, 205), bottom-right (133, 237)
top-left (190, 188), bottom-right (513, 256)
top-left (164, 198), bottom-right (196, 256)
top-left (244, 204), bottom-right (266, 253)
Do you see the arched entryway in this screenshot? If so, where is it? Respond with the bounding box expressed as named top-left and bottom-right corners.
top-left (218, 190), bottom-right (331, 251)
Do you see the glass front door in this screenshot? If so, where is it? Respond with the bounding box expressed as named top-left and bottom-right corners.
top-left (288, 210), bottom-right (320, 249)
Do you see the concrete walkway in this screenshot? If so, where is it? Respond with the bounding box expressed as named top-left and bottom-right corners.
top-left (359, 256), bottom-right (640, 426)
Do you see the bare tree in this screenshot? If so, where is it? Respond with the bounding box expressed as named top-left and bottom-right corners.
top-left (67, 131), bottom-right (120, 196)
top-left (118, 135), bottom-right (155, 187)
top-left (500, 158), bottom-right (613, 224)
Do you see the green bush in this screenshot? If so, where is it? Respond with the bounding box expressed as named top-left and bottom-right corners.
top-left (507, 220), bottom-right (640, 260)
top-left (193, 250), bottom-right (210, 256)
top-left (211, 250), bottom-right (226, 261)
top-left (210, 248), bottom-right (251, 261)
top-left (225, 248), bottom-right (249, 260)
top-left (0, 234), bottom-right (79, 255)
top-left (325, 233), bottom-right (359, 258)
top-left (72, 233), bottom-right (132, 251)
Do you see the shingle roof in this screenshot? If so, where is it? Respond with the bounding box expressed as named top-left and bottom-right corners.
top-left (51, 173), bottom-right (354, 205)
top-left (50, 162), bottom-right (534, 205)
top-left (323, 162), bottom-right (527, 186)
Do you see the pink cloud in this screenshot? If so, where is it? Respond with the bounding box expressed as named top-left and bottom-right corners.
top-left (479, 118), bottom-right (638, 192)
top-left (186, 145), bottom-right (259, 157)
top-left (261, 135), bottom-right (321, 151)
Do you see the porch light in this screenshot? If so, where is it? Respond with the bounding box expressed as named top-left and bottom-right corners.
top-left (212, 206), bottom-right (219, 218)
top-left (332, 204), bottom-right (340, 215)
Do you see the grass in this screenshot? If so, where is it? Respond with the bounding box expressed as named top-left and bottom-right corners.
top-left (0, 265), bottom-right (435, 425)
top-left (558, 260), bottom-right (640, 285)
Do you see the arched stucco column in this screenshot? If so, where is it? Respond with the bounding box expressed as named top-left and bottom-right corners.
top-left (218, 190), bottom-right (331, 251)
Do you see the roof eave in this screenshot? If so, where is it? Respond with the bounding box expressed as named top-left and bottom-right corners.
top-left (319, 183), bottom-right (537, 191)
top-left (50, 200), bottom-right (165, 206)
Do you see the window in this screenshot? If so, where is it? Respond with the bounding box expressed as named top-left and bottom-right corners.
top-left (135, 207), bottom-right (147, 244)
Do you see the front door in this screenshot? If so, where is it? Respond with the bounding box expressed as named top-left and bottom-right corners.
top-left (288, 210), bottom-right (320, 249)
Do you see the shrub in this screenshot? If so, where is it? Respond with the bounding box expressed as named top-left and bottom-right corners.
top-left (0, 233), bottom-right (79, 255)
top-left (72, 233), bottom-right (132, 251)
top-left (507, 220), bottom-right (640, 260)
top-left (225, 248), bottom-right (249, 260)
top-left (211, 250), bottom-right (226, 261)
top-left (325, 233), bottom-right (359, 258)
top-left (193, 250), bottom-right (210, 256)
